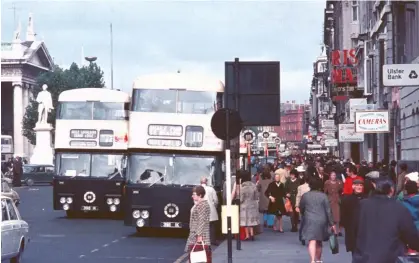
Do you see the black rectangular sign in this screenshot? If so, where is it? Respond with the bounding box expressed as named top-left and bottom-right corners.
top-left (225, 60), bottom-right (281, 126)
top-left (70, 129), bottom-right (97, 139)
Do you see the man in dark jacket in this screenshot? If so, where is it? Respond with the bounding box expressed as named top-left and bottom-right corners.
top-left (353, 178), bottom-right (419, 263)
top-left (340, 178), bottom-right (366, 254)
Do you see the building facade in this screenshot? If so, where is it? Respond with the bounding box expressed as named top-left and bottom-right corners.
top-left (274, 102), bottom-right (310, 143)
top-left (1, 13), bottom-right (54, 158)
top-left (314, 1), bottom-right (418, 165)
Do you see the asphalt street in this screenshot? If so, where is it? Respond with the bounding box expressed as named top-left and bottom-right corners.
top-left (11, 185), bottom-right (188, 263)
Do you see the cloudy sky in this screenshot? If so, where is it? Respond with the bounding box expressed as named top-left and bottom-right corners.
top-left (1, 0), bottom-right (325, 102)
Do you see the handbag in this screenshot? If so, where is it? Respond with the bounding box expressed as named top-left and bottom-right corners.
top-left (329, 233), bottom-right (339, 254)
top-left (189, 242), bottom-right (211, 263)
top-left (285, 199), bottom-right (293, 213)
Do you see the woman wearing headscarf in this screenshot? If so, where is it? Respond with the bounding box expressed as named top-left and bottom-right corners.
top-left (256, 170), bottom-right (272, 232)
top-left (323, 170), bottom-right (343, 236)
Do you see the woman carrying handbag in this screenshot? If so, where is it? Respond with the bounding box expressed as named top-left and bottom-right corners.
top-left (185, 185), bottom-right (212, 263)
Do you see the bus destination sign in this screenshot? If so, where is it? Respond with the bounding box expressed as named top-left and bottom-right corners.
top-left (70, 129), bottom-right (97, 139)
top-left (147, 139), bottom-right (182, 147)
top-left (69, 140), bottom-right (97, 147)
top-left (148, 125), bottom-right (183, 137)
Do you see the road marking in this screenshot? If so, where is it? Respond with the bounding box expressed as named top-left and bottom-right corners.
top-left (102, 244), bottom-right (109, 247)
top-left (28, 188), bottom-right (39, 191)
top-left (79, 255), bottom-right (85, 258)
top-left (91, 249), bottom-right (99, 253)
top-left (121, 236), bottom-right (126, 239)
top-left (173, 252), bottom-right (189, 263)
top-left (38, 234), bottom-right (66, 238)
top-left (111, 239), bottom-right (118, 243)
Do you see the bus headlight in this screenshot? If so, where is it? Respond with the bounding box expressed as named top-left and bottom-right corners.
top-left (66, 197), bottom-right (73, 204)
top-left (106, 198), bottom-right (113, 205)
top-left (63, 204), bottom-right (70, 210)
top-left (132, 210), bottom-right (140, 219)
top-left (109, 205), bottom-right (117, 212)
top-left (60, 197), bottom-right (66, 204)
top-left (113, 198), bottom-right (120, 205)
top-left (136, 219), bottom-right (145, 227)
top-left (141, 210), bottom-right (149, 219)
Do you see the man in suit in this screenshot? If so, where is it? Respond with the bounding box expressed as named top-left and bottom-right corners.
top-left (12, 155), bottom-right (22, 187)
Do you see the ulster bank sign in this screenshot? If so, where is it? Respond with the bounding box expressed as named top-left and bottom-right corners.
top-left (383, 64), bottom-right (419, 87)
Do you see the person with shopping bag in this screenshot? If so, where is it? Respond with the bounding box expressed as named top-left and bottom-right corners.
top-left (185, 185), bottom-right (212, 263)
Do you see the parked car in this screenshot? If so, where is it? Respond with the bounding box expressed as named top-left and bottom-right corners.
top-left (21, 164), bottom-right (55, 186)
top-left (1, 195), bottom-right (29, 262)
top-left (1, 175), bottom-right (20, 206)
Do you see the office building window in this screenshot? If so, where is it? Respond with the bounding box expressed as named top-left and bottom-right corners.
top-left (352, 1), bottom-right (359, 21)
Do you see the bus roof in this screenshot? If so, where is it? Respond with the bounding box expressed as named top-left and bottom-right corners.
top-left (132, 73), bottom-right (224, 92)
top-left (58, 88), bottom-right (130, 102)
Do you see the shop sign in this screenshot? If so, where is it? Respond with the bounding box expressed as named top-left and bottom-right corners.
top-left (338, 124), bottom-right (364, 142)
top-left (354, 111), bottom-right (390, 133)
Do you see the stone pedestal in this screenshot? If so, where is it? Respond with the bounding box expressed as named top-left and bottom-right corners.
top-left (30, 123), bottom-right (54, 165)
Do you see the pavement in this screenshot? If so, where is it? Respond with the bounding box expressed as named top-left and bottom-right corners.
top-left (8, 185), bottom-right (353, 263)
top-left (211, 217), bottom-right (353, 263)
top-left (9, 185), bottom-right (189, 263)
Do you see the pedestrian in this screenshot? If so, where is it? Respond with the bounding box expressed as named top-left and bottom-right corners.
top-left (256, 170), bottom-right (271, 232)
top-left (340, 178), bottom-right (366, 255)
top-left (353, 178), bottom-right (419, 263)
top-left (265, 171), bottom-right (286, 232)
top-left (342, 165), bottom-right (363, 195)
top-left (238, 171), bottom-right (259, 241)
top-left (323, 170), bottom-right (343, 235)
top-left (200, 177), bottom-right (219, 245)
top-left (300, 177), bottom-right (336, 263)
top-left (185, 185), bottom-right (212, 262)
top-left (399, 180), bottom-right (419, 254)
top-left (12, 155), bottom-right (22, 187)
top-left (285, 168), bottom-right (300, 232)
top-left (295, 174), bottom-right (310, 245)
top-left (396, 163), bottom-right (409, 195)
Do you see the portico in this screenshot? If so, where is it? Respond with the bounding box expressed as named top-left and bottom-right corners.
top-left (1, 13), bottom-right (54, 158)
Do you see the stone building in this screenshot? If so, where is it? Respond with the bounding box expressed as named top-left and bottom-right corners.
top-left (1, 13), bottom-right (54, 158)
top-left (319, 1), bottom-right (418, 165)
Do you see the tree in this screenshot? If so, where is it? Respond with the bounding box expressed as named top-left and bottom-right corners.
top-left (22, 62), bottom-right (105, 144)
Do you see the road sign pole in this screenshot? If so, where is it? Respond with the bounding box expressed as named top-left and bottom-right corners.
top-left (234, 57), bottom-right (241, 252)
top-left (225, 108), bottom-right (233, 263)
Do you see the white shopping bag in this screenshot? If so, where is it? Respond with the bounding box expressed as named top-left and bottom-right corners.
top-left (189, 241), bottom-right (207, 263)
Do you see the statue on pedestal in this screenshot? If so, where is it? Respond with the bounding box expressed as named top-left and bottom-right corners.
top-left (36, 84), bottom-right (53, 124)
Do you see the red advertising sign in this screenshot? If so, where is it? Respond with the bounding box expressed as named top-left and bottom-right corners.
top-left (330, 49), bottom-right (360, 101)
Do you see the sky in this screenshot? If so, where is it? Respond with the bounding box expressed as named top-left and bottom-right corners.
top-left (1, 0), bottom-right (325, 102)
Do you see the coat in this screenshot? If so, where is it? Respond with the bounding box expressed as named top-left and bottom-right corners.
top-left (257, 179), bottom-right (271, 212)
top-left (323, 180), bottom-right (343, 224)
top-left (295, 183), bottom-right (310, 208)
top-left (396, 171), bottom-right (408, 194)
top-left (202, 185), bottom-right (219, 222)
top-left (340, 193), bottom-right (366, 252)
top-left (185, 200), bottom-right (211, 252)
top-left (239, 181), bottom-right (259, 227)
top-left (299, 190), bottom-right (334, 242)
top-left (284, 178), bottom-right (300, 207)
top-left (353, 195), bottom-right (419, 263)
top-left (265, 181), bottom-right (286, 216)
top-left (400, 194), bottom-right (419, 230)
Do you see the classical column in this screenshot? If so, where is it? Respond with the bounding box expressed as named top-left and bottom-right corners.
top-left (13, 83), bottom-right (24, 156)
top-left (22, 83), bottom-right (30, 157)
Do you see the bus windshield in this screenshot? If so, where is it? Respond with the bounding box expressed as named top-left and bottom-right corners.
top-left (128, 153), bottom-right (222, 187)
top-left (56, 153), bottom-right (126, 179)
top-left (57, 102), bottom-right (128, 120)
top-left (131, 89), bottom-right (219, 114)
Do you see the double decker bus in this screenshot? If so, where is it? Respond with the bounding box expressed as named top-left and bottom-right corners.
top-left (53, 88), bottom-right (130, 217)
top-left (125, 73), bottom-right (224, 231)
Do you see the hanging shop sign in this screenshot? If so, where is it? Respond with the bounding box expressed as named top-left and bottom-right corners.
top-left (330, 49), bottom-right (360, 101)
top-left (354, 110), bottom-right (390, 133)
top-left (338, 124), bottom-right (364, 142)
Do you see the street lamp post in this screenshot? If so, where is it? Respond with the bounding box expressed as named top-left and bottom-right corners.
top-left (85, 56), bottom-right (97, 64)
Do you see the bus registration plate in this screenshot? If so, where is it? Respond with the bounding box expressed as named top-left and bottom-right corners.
top-left (161, 222), bottom-right (182, 228)
top-left (81, 206), bottom-right (99, 211)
